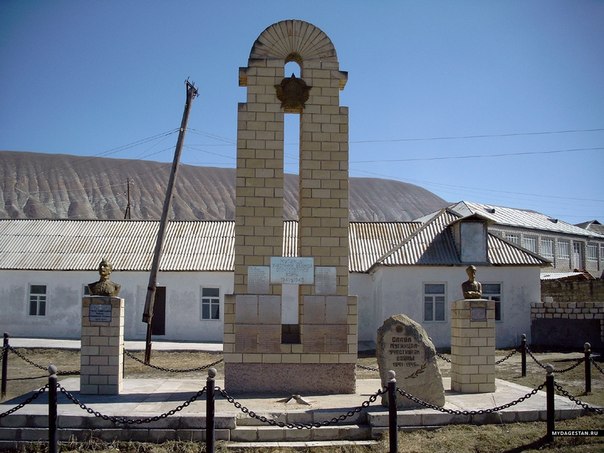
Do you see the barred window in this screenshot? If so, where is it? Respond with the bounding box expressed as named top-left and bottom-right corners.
top-left (587, 244), bottom-right (598, 261)
top-left (558, 240), bottom-right (570, 259)
top-left (540, 238), bottom-right (554, 259)
top-left (522, 236), bottom-right (537, 253)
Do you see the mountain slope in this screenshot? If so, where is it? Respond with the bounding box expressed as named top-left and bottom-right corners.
top-left (0, 151), bottom-right (449, 221)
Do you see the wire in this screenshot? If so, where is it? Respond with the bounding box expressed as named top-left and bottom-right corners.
top-left (349, 127), bottom-right (604, 144)
top-left (351, 147), bottom-right (604, 164)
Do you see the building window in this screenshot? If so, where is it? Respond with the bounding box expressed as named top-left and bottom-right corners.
top-left (201, 287), bottom-right (220, 320)
top-left (558, 240), bottom-right (570, 259)
top-left (540, 238), bottom-right (554, 259)
top-left (522, 236), bottom-right (537, 253)
top-left (482, 283), bottom-right (502, 321)
top-left (424, 283), bottom-right (445, 322)
top-left (505, 233), bottom-right (520, 245)
top-left (29, 285), bottom-right (47, 316)
top-left (587, 243), bottom-right (598, 261)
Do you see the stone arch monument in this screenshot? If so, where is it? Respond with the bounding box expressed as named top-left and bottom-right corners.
top-left (224, 20), bottom-right (357, 393)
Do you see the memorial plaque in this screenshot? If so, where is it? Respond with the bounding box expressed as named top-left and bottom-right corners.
top-left (377, 314), bottom-right (445, 408)
top-left (270, 257), bottom-right (314, 285)
top-left (89, 304), bottom-right (112, 323)
top-left (248, 266), bottom-right (270, 294)
top-left (315, 267), bottom-right (337, 295)
top-left (471, 306), bottom-right (487, 321)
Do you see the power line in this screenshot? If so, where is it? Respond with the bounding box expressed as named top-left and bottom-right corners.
top-left (351, 147), bottom-right (604, 164)
top-left (349, 127), bottom-right (604, 144)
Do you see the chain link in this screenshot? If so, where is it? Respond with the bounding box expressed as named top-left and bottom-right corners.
top-left (356, 363), bottom-right (379, 372)
top-left (525, 347), bottom-right (584, 373)
top-left (217, 386), bottom-right (386, 429)
top-left (436, 352), bottom-right (451, 363)
top-left (496, 348), bottom-right (519, 365)
top-left (0, 384), bottom-right (49, 418)
top-left (123, 349), bottom-right (223, 373)
top-left (356, 362), bottom-right (427, 380)
top-left (396, 382), bottom-right (546, 415)
top-left (58, 384), bottom-right (207, 425)
top-left (8, 346), bottom-right (80, 375)
top-left (591, 357), bottom-right (604, 375)
top-left (553, 382), bottom-right (604, 415)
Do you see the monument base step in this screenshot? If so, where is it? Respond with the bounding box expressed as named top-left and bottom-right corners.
top-left (224, 439), bottom-right (380, 449)
top-left (230, 424), bottom-right (371, 442)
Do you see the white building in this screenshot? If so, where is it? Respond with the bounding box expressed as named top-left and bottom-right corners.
top-left (0, 211), bottom-right (548, 348)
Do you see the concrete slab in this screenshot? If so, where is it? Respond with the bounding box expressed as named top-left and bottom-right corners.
top-left (7, 338), bottom-right (223, 352)
top-left (0, 377), bottom-right (587, 426)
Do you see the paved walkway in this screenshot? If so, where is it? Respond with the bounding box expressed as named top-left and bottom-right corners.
top-left (7, 337), bottom-right (223, 352)
top-left (0, 376), bottom-right (586, 424)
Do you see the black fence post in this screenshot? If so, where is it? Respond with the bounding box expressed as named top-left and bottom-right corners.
top-left (584, 342), bottom-right (592, 395)
top-left (521, 334), bottom-right (527, 377)
top-left (545, 364), bottom-right (554, 443)
top-left (206, 367), bottom-right (216, 453)
top-left (387, 370), bottom-right (397, 453)
top-left (48, 364), bottom-right (58, 453)
top-left (1, 333), bottom-right (8, 398)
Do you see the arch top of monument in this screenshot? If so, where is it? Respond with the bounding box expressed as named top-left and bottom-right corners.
top-left (249, 19), bottom-right (339, 66)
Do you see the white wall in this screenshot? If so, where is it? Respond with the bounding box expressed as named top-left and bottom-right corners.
top-left (368, 265), bottom-right (541, 349)
top-left (0, 270), bottom-right (232, 342)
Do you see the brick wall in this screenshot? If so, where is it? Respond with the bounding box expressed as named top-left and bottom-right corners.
top-left (541, 280), bottom-right (604, 303)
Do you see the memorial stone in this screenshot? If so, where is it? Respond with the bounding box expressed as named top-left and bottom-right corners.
top-left (377, 314), bottom-right (445, 408)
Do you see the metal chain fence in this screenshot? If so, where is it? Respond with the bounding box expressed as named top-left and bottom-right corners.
top-left (495, 348), bottom-right (518, 364)
top-left (525, 346), bottom-right (584, 373)
top-left (58, 383), bottom-right (208, 425)
top-left (356, 362), bottom-right (427, 380)
top-left (0, 384), bottom-right (49, 418)
top-left (396, 382), bottom-right (546, 416)
top-left (123, 349), bottom-right (223, 373)
top-left (8, 346), bottom-right (80, 375)
top-left (217, 386), bottom-right (386, 429)
top-left (553, 382), bottom-right (604, 415)
top-left (591, 357), bottom-right (604, 375)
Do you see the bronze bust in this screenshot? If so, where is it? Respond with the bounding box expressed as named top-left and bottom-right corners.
top-left (462, 265), bottom-right (482, 299)
top-left (88, 259), bottom-right (121, 296)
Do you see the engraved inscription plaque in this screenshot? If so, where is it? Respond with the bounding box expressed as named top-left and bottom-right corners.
top-left (89, 304), bottom-right (112, 323)
top-left (270, 257), bottom-right (314, 285)
top-left (315, 266), bottom-right (337, 295)
top-left (248, 266), bottom-right (270, 294)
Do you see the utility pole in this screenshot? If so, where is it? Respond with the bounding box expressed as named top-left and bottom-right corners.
top-left (124, 178), bottom-right (132, 220)
top-left (143, 80), bottom-right (199, 363)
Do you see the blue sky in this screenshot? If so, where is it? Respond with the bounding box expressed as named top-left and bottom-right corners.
top-left (1, 0), bottom-right (603, 224)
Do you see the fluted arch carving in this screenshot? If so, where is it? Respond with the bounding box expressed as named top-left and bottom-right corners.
top-left (249, 20), bottom-right (338, 63)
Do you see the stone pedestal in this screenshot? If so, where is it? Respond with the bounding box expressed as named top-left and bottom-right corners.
top-left (451, 299), bottom-right (496, 393)
top-left (80, 296), bottom-right (124, 395)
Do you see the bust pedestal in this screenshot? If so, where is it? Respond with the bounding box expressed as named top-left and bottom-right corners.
top-left (450, 299), bottom-right (496, 393)
top-left (80, 296), bottom-right (124, 395)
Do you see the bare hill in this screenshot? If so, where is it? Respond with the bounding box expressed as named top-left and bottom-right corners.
top-left (0, 151), bottom-right (448, 221)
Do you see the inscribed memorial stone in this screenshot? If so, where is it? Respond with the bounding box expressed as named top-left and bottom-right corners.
top-left (377, 314), bottom-right (445, 408)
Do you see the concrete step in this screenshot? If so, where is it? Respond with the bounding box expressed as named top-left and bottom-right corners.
top-left (234, 409), bottom-right (368, 427)
top-left (230, 424), bottom-right (371, 442)
top-left (225, 440), bottom-right (380, 449)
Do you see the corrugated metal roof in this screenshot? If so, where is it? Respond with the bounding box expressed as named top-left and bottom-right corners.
top-left (450, 201), bottom-right (604, 238)
top-left (375, 209), bottom-right (549, 268)
top-left (348, 222), bottom-right (421, 272)
top-left (0, 220), bottom-right (234, 272)
top-left (0, 217), bottom-right (548, 273)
